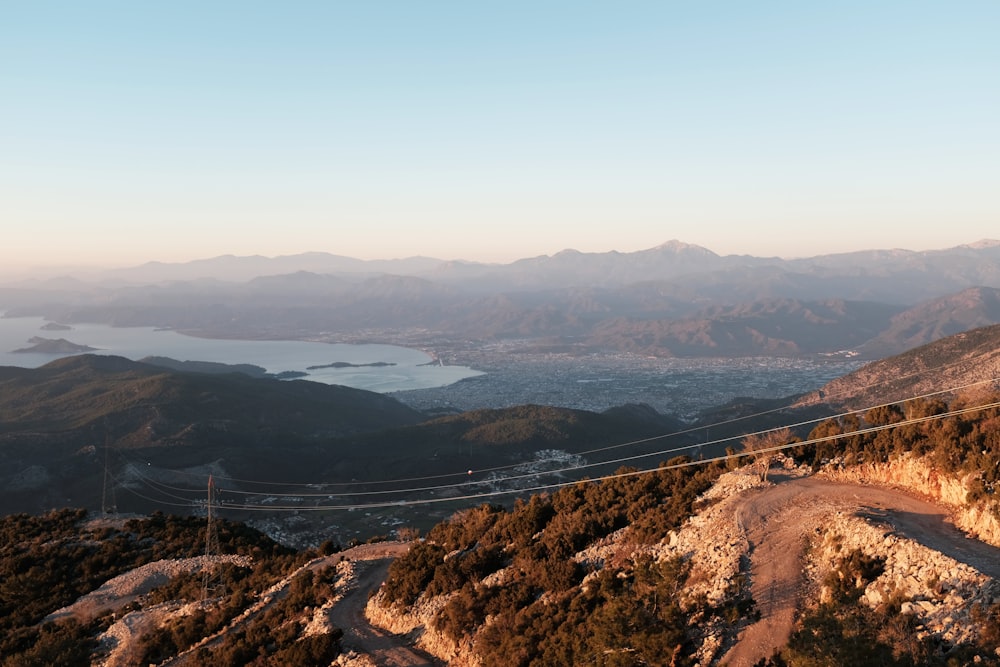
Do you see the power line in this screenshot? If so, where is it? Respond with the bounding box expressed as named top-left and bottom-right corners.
top-left (205, 400), bottom-right (1000, 512)
top-left (119, 375), bottom-right (1000, 504)
top-left (129, 349), bottom-right (1000, 490)
top-left (118, 392), bottom-right (1000, 513)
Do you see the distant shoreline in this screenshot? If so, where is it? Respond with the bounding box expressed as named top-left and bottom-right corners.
top-left (0, 317), bottom-right (483, 394)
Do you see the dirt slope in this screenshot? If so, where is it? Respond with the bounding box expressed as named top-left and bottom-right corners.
top-left (721, 475), bottom-right (1000, 666)
top-left (327, 553), bottom-right (442, 667)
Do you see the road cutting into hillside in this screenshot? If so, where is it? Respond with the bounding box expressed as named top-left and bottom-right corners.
top-left (721, 475), bottom-right (1000, 667)
top-left (327, 546), bottom-right (444, 667)
top-left (155, 542), bottom-right (428, 667)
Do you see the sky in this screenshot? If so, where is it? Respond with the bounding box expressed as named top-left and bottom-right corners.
top-left (2, 2), bottom-right (998, 273)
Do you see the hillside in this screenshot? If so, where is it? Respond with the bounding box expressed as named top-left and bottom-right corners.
top-left (589, 298), bottom-right (900, 357)
top-left (0, 508), bottom-right (341, 666)
top-left (365, 387), bottom-right (1000, 666)
top-left (0, 354), bottom-right (423, 442)
top-left (799, 322), bottom-right (1000, 410)
top-left (3, 326), bottom-right (1000, 665)
top-left (858, 286), bottom-right (1000, 358)
top-left (318, 404), bottom-right (686, 483)
top-left (0, 355), bottom-right (425, 515)
top-left (7, 399), bottom-right (1000, 666)
top-left (0, 356), bottom-right (692, 547)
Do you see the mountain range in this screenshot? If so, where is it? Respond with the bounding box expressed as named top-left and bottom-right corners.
top-left (32, 239), bottom-right (999, 294)
top-left (3, 240), bottom-right (1000, 359)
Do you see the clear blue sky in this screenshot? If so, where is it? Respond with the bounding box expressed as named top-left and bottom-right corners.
top-left (2, 1), bottom-right (998, 271)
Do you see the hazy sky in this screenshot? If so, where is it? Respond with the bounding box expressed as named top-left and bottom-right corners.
top-left (2, 2), bottom-right (998, 271)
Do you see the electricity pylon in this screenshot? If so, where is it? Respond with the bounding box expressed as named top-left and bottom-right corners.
top-left (202, 475), bottom-right (223, 600)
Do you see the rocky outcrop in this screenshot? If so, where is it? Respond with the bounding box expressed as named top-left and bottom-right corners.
top-left (364, 457), bottom-right (1000, 666)
top-left (334, 652), bottom-right (380, 667)
top-left (820, 454), bottom-right (1000, 547)
top-left (99, 600), bottom-right (197, 667)
top-left (575, 463), bottom-right (788, 666)
top-left (806, 511), bottom-right (1000, 647)
top-left (365, 590), bottom-right (478, 666)
top-left (47, 554), bottom-right (253, 624)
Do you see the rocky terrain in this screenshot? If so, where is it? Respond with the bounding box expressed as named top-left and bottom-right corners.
top-left (364, 456), bottom-right (1000, 666)
top-left (3, 325), bottom-right (1000, 665)
top-left (5, 415), bottom-right (1000, 665)
top-left (45, 554), bottom-right (254, 626)
top-left (798, 322), bottom-right (1000, 410)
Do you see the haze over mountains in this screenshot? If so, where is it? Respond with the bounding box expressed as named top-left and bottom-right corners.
top-left (14, 239), bottom-right (1000, 293)
top-left (3, 248), bottom-right (1000, 664)
top-left (4, 240), bottom-right (1000, 360)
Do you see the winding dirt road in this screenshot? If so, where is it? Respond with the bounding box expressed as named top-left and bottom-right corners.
top-left (327, 546), bottom-right (443, 667)
top-left (158, 542), bottom-right (437, 667)
top-left (720, 475), bottom-right (1000, 667)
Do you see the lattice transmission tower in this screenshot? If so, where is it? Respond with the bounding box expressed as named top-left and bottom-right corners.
top-left (202, 474), bottom-right (223, 600)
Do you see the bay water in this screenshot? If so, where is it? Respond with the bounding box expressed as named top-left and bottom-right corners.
top-left (0, 315), bottom-right (482, 393)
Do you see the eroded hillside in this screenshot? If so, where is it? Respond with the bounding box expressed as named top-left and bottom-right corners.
top-left (365, 392), bottom-right (1000, 666)
top-left (799, 322), bottom-right (1000, 410)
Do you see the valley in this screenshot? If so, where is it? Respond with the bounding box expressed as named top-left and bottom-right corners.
top-left (7, 0), bottom-right (999, 660)
top-left (2, 245), bottom-right (1000, 665)
top-left (390, 342), bottom-right (860, 416)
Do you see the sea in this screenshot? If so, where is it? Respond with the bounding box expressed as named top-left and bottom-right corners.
top-left (0, 315), bottom-right (483, 393)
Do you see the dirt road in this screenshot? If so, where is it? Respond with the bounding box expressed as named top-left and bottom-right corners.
top-left (156, 542), bottom-right (433, 667)
top-left (720, 475), bottom-right (1000, 667)
top-left (327, 545), bottom-right (443, 667)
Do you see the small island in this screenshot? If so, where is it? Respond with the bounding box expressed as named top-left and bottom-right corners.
top-left (40, 322), bottom-right (72, 331)
top-left (306, 361), bottom-right (397, 370)
top-left (12, 336), bottom-right (98, 354)
top-left (140, 356), bottom-right (309, 380)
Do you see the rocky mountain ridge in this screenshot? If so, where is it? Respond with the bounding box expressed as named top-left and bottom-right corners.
top-left (800, 321), bottom-right (1000, 409)
top-left (23, 238), bottom-right (998, 294)
top-left (365, 457), bottom-right (1000, 666)
top-left (4, 240), bottom-right (1000, 360)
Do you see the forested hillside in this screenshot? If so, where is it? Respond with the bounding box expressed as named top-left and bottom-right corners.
top-left (0, 509), bottom-right (315, 666)
top-left (4, 326), bottom-right (1000, 665)
top-left (373, 390), bottom-right (1000, 666)
top-left (0, 355), bottom-right (689, 524)
top-left (802, 322), bottom-right (1000, 410)
top-left (3, 391), bottom-right (1000, 665)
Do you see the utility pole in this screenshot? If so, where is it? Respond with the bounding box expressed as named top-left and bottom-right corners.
top-left (202, 475), bottom-right (222, 600)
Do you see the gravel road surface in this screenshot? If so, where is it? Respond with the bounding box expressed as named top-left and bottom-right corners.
top-left (721, 475), bottom-right (1000, 666)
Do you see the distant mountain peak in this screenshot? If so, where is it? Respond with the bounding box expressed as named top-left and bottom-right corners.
top-left (961, 239), bottom-right (1000, 249)
top-left (647, 240), bottom-right (717, 257)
